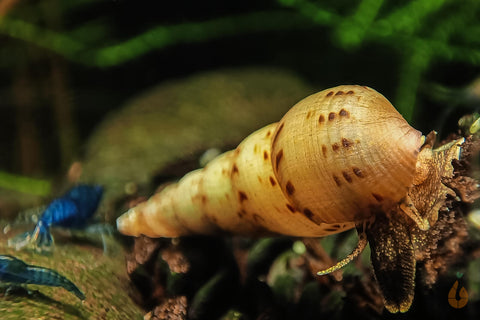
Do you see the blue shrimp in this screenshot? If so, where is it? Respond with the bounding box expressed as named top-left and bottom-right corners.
top-left (8, 184), bottom-right (103, 253)
top-left (0, 255), bottom-right (85, 300)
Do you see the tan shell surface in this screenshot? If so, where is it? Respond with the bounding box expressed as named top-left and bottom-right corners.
top-left (271, 85), bottom-right (423, 224)
top-left (197, 150), bottom-right (262, 235)
top-left (168, 169), bottom-right (219, 234)
top-left (230, 123), bottom-right (355, 236)
top-left (117, 183), bottom-right (191, 237)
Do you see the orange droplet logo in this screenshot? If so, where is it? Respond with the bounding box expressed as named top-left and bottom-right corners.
top-left (448, 280), bottom-right (468, 309)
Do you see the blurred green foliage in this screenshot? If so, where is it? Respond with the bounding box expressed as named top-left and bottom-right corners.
top-left (0, 171), bottom-right (50, 196)
top-left (277, 0), bottom-right (480, 120)
top-left (0, 11), bottom-right (312, 67)
top-left (2, 0), bottom-right (480, 121)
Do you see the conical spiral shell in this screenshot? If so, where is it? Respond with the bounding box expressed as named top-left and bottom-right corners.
top-left (271, 85), bottom-right (423, 224)
top-left (117, 85), bottom-right (423, 238)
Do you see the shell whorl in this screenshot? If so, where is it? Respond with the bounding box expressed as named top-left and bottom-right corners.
top-left (271, 85), bottom-right (423, 224)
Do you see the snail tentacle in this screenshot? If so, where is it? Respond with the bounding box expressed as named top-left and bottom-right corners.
top-left (316, 231), bottom-right (368, 275)
top-left (399, 196), bottom-right (429, 231)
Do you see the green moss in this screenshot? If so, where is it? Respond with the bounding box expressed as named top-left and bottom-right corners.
top-left (0, 230), bottom-right (143, 319)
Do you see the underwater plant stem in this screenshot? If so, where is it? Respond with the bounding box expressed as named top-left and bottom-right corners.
top-left (395, 43), bottom-right (431, 122)
top-left (1, 6), bottom-right (479, 70)
top-left (0, 11), bottom-right (314, 67)
top-left (335, 0), bottom-right (384, 48)
top-left (374, 0), bottom-right (447, 35)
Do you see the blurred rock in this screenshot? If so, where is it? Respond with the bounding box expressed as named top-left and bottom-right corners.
top-left (78, 67), bottom-right (313, 222)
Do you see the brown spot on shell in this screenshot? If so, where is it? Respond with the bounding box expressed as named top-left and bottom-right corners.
top-left (265, 130), bottom-right (272, 138)
top-left (352, 167), bottom-right (365, 178)
top-left (335, 91), bottom-right (344, 96)
top-left (319, 114), bottom-right (325, 123)
top-left (263, 151), bottom-right (269, 160)
top-left (328, 112), bottom-right (336, 121)
top-left (269, 176), bottom-right (277, 187)
top-left (342, 171), bottom-right (353, 183)
top-left (232, 164), bottom-right (239, 175)
top-left (322, 145), bottom-right (327, 158)
top-left (201, 195), bottom-right (207, 205)
top-left (286, 203), bottom-right (295, 213)
top-left (285, 181), bottom-right (295, 195)
top-left (303, 208), bottom-right (313, 218)
top-left (346, 90), bottom-right (354, 95)
top-left (326, 91), bottom-right (334, 97)
top-left (302, 208), bottom-right (320, 225)
top-left (275, 149), bottom-right (284, 171)
top-left (238, 191), bottom-right (248, 203)
top-left (342, 138), bottom-right (353, 148)
top-left (332, 143), bottom-right (340, 151)
top-left (257, 176), bottom-right (262, 183)
top-left (237, 210), bottom-right (246, 218)
top-left (253, 144), bottom-right (259, 154)
top-left (333, 175), bottom-right (342, 187)
top-left (306, 110), bottom-right (312, 119)
top-left (339, 109), bottom-right (349, 117)
top-left (371, 193), bottom-right (384, 202)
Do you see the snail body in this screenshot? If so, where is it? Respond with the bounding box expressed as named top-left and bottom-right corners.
top-left (117, 85), bottom-right (464, 313)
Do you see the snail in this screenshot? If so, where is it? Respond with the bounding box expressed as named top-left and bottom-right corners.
top-left (117, 85), bottom-right (464, 313)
